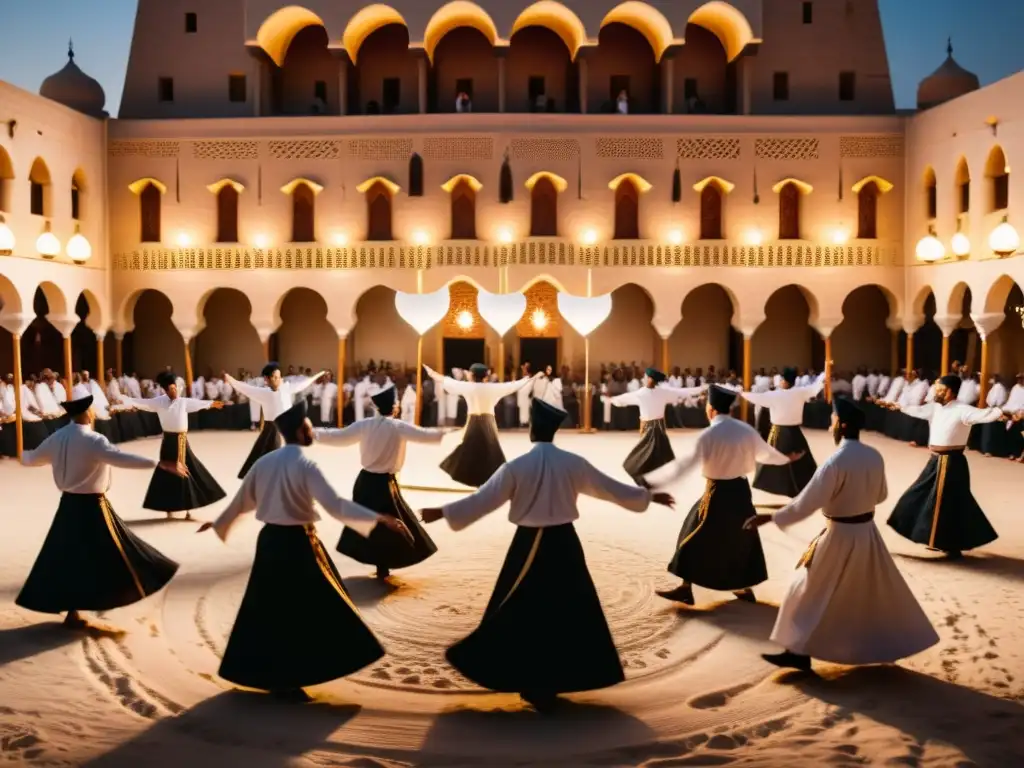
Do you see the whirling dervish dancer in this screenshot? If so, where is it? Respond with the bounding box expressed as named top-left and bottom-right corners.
top-left (424, 363), bottom-right (537, 487)
top-left (17, 395), bottom-right (184, 630)
top-left (739, 366), bottom-right (823, 497)
top-left (198, 401), bottom-right (412, 701)
top-left (745, 398), bottom-right (939, 671)
top-left (609, 367), bottom-right (706, 485)
top-left (419, 399), bottom-right (675, 711)
top-left (122, 371), bottom-right (226, 520)
top-left (886, 374), bottom-right (1006, 559)
top-left (225, 363), bottom-right (323, 478)
top-left (315, 384), bottom-right (446, 580)
top-left (650, 386), bottom-right (804, 607)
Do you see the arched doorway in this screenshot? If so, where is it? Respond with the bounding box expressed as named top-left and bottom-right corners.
top-left (591, 22), bottom-right (659, 113)
top-left (672, 284), bottom-right (738, 373)
top-left (507, 25), bottom-right (572, 113)
top-left (125, 290), bottom-right (183, 378)
top-left (430, 27), bottom-right (498, 113)
top-left (673, 22), bottom-right (731, 113)
top-left (354, 23), bottom-right (416, 114)
top-left (516, 281), bottom-right (564, 375)
top-left (834, 285), bottom-right (894, 372)
top-left (438, 281), bottom-right (487, 375)
top-left (272, 24), bottom-right (336, 115)
top-left (754, 285), bottom-right (819, 372)
top-left (351, 285), bottom-right (418, 371)
top-left (194, 288), bottom-right (263, 377)
top-left (271, 288), bottom-right (335, 372)
top-left (591, 284), bottom-right (656, 371)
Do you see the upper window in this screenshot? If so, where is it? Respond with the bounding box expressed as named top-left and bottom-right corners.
top-left (140, 183), bottom-right (162, 243)
top-left (773, 72), bottom-right (789, 102)
top-left (28, 157), bottom-right (51, 217)
top-left (839, 72), bottom-right (856, 101)
top-left (185, 12), bottom-right (198, 33)
top-left (158, 77), bottom-right (174, 102)
top-left (802, 2), bottom-right (813, 23)
top-left (229, 74), bottom-right (247, 103)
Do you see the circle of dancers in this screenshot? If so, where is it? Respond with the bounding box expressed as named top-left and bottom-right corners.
top-left (12, 360), bottom-right (1011, 707)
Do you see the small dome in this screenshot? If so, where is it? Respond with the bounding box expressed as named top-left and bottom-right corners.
top-left (917, 39), bottom-right (979, 110)
top-left (40, 41), bottom-right (107, 118)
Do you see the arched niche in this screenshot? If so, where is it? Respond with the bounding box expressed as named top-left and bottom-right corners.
top-left (431, 26), bottom-right (498, 113)
top-left (590, 283), bottom-right (655, 371)
top-left (987, 278), bottom-right (1024, 381)
top-left (834, 285), bottom-right (897, 371)
top-left (193, 288), bottom-right (263, 376)
top-left (0, 145), bottom-right (13, 212)
top-left (954, 157), bottom-right (971, 215)
top-left (507, 22), bottom-right (573, 113)
top-left (353, 21), bottom-right (415, 115)
top-left (591, 21), bottom-right (659, 114)
top-left (272, 24), bottom-right (336, 116)
top-left (923, 166), bottom-right (937, 220)
top-left (985, 145), bottom-right (1009, 212)
top-left (272, 288), bottom-right (336, 372)
top-left (671, 284), bottom-right (738, 371)
top-left (28, 157), bottom-right (52, 217)
top-left (72, 168), bottom-right (87, 222)
top-left (126, 290), bottom-right (184, 378)
top-left (753, 285), bottom-right (816, 371)
top-left (673, 22), bottom-right (730, 114)
top-left (20, 286), bottom-right (65, 376)
top-left (352, 285), bottom-right (417, 369)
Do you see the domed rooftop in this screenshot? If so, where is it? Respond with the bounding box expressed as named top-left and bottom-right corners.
top-left (917, 39), bottom-right (980, 110)
top-left (40, 41), bottom-right (107, 118)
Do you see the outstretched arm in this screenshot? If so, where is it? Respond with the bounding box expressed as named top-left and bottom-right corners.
top-left (740, 389), bottom-right (776, 407)
top-left (769, 462), bottom-right (839, 530)
top-left (752, 430), bottom-right (792, 466)
top-left (440, 466), bottom-right (516, 531)
top-left (292, 372), bottom-right (326, 395)
top-left (609, 390), bottom-right (640, 407)
top-left (21, 433), bottom-right (58, 467)
top-left (579, 459), bottom-right (652, 512)
top-left (901, 402), bottom-right (937, 421)
top-left (211, 472), bottom-right (258, 541)
top-left (225, 376), bottom-right (273, 406)
top-left (314, 420), bottom-right (366, 448)
top-left (305, 462), bottom-right (381, 538)
top-left (424, 365), bottom-right (474, 396)
top-left (659, 385), bottom-right (707, 401)
top-left (391, 419), bottom-right (446, 444)
top-left (960, 405), bottom-right (1005, 425)
top-left (184, 397), bottom-right (215, 413)
top-left (120, 395), bottom-right (167, 413)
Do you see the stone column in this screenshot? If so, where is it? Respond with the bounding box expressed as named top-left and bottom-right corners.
top-left (577, 51), bottom-right (589, 114)
top-left (661, 336), bottom-right (670, 373)
top-left (971, 312), bottom-right (1005, 403)
top-left (331, 49), bottom-right (350, 115)
top-left (114, 333), bottom-right (124, 378)
top-left (496, 48), bottom-right (508, 113)
top-left (0, 313), bottom-right (33, 458)
top-left (47, 313), bottom-right (79, 392)
top-left (661, 53), bottom-right (675, 114)
top-left (814, 317), bottom-right (840, 403)
top-left (901, 316), bottom-right (924, 374)
top-left (933, 314), bottom-right (962, 375)
top-left (96, 333), bottom-right (106, 380)
top-left (416, 52), bottom-right (428, 114)
top-left (255, 327), bottom-right (275, 362)
top-left (336, 330), bottom-right (348, 427)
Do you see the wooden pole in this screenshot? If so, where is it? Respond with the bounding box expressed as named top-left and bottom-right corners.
top-left (741, 335), bottom-right (751, 421)
top-left (497, 338), bottom-right (505, 382)
top-left (63, 336), bottom-right (72, 395)
top-left (415, 336), bottom-right (424, 426)
top-left (941, 335), bottom-right (950, 375)
top-left (183, 337), bottom-right (194, 387)
top-left (13, 334), bottom-right (23, 459)
top-left (115, 335), bottom-right (123, 378)
top-left (661, 336), bottom-right (669, 374)
top-left (824, 336), bottom-right (833, 403)
top-left (336, 335), bottom-right (346, 427)
top-left (96, 335), bottom-right (105, 381)
top-left (582, 335), bottom-right (592, 431)
top-left (263, 338), bottom-right (270, 361)
top-left (889, 329), bottom-right (899, 376)
top-left (905, 332), bottom-right (915, 375)
top-left (979, 338), bottom-right (990, 404)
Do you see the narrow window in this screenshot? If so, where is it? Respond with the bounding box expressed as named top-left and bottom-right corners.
top-left (71, 180), bottom-right (81, 221)
top-left (530, 177), bottom-right (558, 237)
top-left (994, 173), bottom-right (1010, 211)
top-left (613, 180), bottom-right (640, 240)
top-left (291, 183), bottom-right (315, 242)
top-left (456, 78), bottom-right (474, 100)
top-left (927, 184), bottom-right (937, 219)
top-left (140, 183), bottom-right (162, 242)
top-left (857, 182), bottom-right (879, 239)
top-left (185, 12), bottom-right (197, 33)
top-left (839, 72), bottom-right (856, 101)
top-left (216, 186), bottom-right (239, 243)
top-left (30, 181), bottom-right (44, 216)
top-left (158, 77), bottom-right (174, 102)
top-left (802, 2), bottom-right (813, 24)
top-left (773, 72), bottom-right (789, 101)
top-left (779, 183), bottom-right (801, 240)
top-left (700, 184), bottom-right (723, 240)
top-left (228, 74), bottom-right (247, 103)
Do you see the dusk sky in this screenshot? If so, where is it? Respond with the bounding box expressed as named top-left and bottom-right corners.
top-left (0, 0), bottom-right (1021, 114)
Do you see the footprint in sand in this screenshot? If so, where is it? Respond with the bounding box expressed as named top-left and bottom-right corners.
top-left (687, 681), bottom-right (756, 710)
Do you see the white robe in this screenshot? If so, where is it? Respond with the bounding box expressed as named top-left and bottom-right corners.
top-left (516, 375), bottom-right (534, 425)
top-left (87, 380), bottom-right (111, 419)
top-left (770, 439), bottom-right (939, 664)
top-left (445, 370), bottom-right (463, 422)
top-left (353, 376), bottom-right (371, 421)
top-left (542, 377), bottom-right (564, 410)
top-left (320, 381), bottom-right (338, 424)
top-left (401, 385), bottom-right (417, 423)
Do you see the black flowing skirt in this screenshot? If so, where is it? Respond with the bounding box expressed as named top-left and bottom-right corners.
top-left (139, 411), bottom-right (163, 437)
top-left (238, 421), bottom-right (282, 479)
top-left (440, 414), bottom-right (506, 487)
top-left (337, 470), bottom-right (437, 569)
top-left (143, 432), bottom-right (226, 513)
top-left (115, 411), bottom-right (145, 443)
top-left (755, 406), bottom-right (773, 440)
top-left (979, 420), bottom-right (1024, 457)
top-left (887, 450), bottom-right (998, 553)
top-left (44, 416), bottom-right (69, 435)
top-left (865, 402), bottom-right (887, 433)
top-left (622, 418), bottom-right (675, 482)
top-left (16, 492), bottom-right (179, 614)
top-left (446, 523), bottom-right (625, 695)
top-left (802, 400), bottom-right (831, 430)
top-left (93, 418), bottom-right (121, 444)
top-left (668, 477), bottom-right (767, 591)
top-left (22, 420), bottom-right (49, 451)
top-left (219, 524), bottom-right (385, 691)
top-left (0, 422), bottom-right (15, 457)
top-left (752, 425), bottom-right (817, 498)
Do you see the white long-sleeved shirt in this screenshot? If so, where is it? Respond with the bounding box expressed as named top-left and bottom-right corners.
top-left (21, 423), bottom-right (157, 494)
top-left (400, 384), bottom-right (416, 423)
top-left (866, 373), bottom-right (880, 397)
top-left (879, 376), bottom-right (905, 404)
top-left (320, 381), bottom-right (338, 424)
top-left (20, 385), bottom-right (42, 421)
top-left (315, 416), bottom-right (444, 474)
top-left (1004, 384), bottom-right (1024, 414)
top-left (901, 401), bottom-right (1004, 447)
top-left (957, 379), bottom-right (980, 405)
top-left (34, 383), bottom-right (63, 416)
top-left (610, 384), bottom-right (706, 421)
top-left (211, 443), bottom-right (381, 541)
top-left (122, 395), bottom-right (213, 432)
top-left (740, 380), bottom-right (824, 426)
top-left (986, 383), bottom-right (1008, 408)
top-left (653, 414), bottom-right (791, 485)
top-left (852, 374), bottom-right (868, 400)
top-left (441, 442), bottom-right (652, 530)
top-left (426, 365), bottom-right (534, 415)
top-left (228, 374), bottom-right (320, 422)
top-left (772, 439), bottom-right (888, 529)
top-left (876, 375), bottom-right (891, 398)
top-left (898, 379), bottom-right (929, 408)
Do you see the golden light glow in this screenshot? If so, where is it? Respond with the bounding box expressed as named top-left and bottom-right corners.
top-left (280, 177), bottom-right (324, 196)
top-left (989, 218), bottom-right (1020, 257)
top-left (745, 228), bottom-right (763, 246)
top-left (580, 228), bottom-right (599, 245)
top-left (128, 177), bottom-right (168, 195)
top-left (531, 308), bottom-right (549, 330)
top-left (511, 1), bottom-right (587, 59)
top-left (253, 234), bottom-right (270, 248)
top-left (771, 178), bottom-right (814, 195)
top-left (342, 4), bottom-right (408, 64)
top-left (206, 178), bottom-right (245, 195)
top-left (608, 173), bottom-right (653, 193)
top-left (332, 232), bottom-right (349, 246)
top-left (687, 1), bottom-right (757, 62)
top-left (496, 228), bottom-right (514, 244)
top-left (667, 229), bottom-right (684, 245)
top-left (831, 228), bottom-right (849, 245)
top-left (915, 233), bottom-right (945, 263)
top-left (423, 1), bottom-right (499, 63)
top-left (600, 2), bottom-right (674, 62)
top-left (356, 176), bottom-right (401, 195)
top-left (951, 232), bottom-right (971, 257)
top-left (456, 310), bottom-right (475, 330)
top-left (524, 171), bottom-right (569, 193)
top-left (851, 175), bottom-right (895, 195)
top-left (412, 229), bottom-right (430, 245)
top-left (440, 174), bottom-right (483, 193)
top-left (256, 5), bottom-right (327, 67)
top-left (692, 175), bottom-right (736, 194)
top-left (176, 232), bottom-right (192, 247)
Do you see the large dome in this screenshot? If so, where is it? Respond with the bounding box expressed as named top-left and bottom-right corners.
top-left (917, 40), bottom-right (980, 110)
top-left (40, 42), bottom-right (107, 118)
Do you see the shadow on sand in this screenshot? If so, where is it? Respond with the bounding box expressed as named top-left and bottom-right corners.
top-left (785, 665), bottom-right (1024, 766)
top-left (893, 550), bottom-right (1024, 585)
top-left (80, 690), bottom-right (361, 768)
top-left (341, 575), bottom-right (400, 606)
top-left (0, 622), bottom-right (114, 668)
top-left (680, 598), bottom-right (780, 643)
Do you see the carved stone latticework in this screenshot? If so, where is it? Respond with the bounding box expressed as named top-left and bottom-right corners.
top-left (108, 140), bottom-right (180, 158)
top-left (755, 138), bottom-right (820, 161)
top-left (840, 136), bottom-right (905, 159)
top-left (510, 138), bottom-right (580, 161)
top-left (676, 138), bottom-right (741, 161)
top-left (267, 140), bottom-right (342, 160)
top-left (347, 138), bottom-right (415, 161)
top-left (192, 141), bottom-right (260, 160)
top-left (517, 281), bottom-right (561, 338)
top-left (423, 137), bottom-right (493, 161)
top-left (595, 138), bottom-right (664, 160)
top-left (442, 281), bottom-right (486, 339)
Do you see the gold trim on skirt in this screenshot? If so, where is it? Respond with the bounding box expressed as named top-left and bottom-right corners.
top-left (498, 528), bottom-right (544, 610)
top-left (98, 495), bottom-right (147, 599)
top-left (177, 433), bottom-right (187, 465)
top-left (797, 528), bottom-right (827, 569)
top-left (928, 454), bottom-right (950, 549)
top-left (676, 479), bottom-right (716, 550)
top-left (304, 525), bottom-right (361, 615)
top-left (767, 424), bottom-right (780, 447)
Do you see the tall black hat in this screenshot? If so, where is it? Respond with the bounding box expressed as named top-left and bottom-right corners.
top-left (530, 398), bottom-right (566, 442)
top-left (832, 397), bottom-right (865, 430)
top-left (155, 371), bottom-right (176, 390)
top-left (781, 367), bottom-right (798, 385)
top-left (470, 363), bottom-right (489, 381)
top-left (371, 385), bottom-right (397, 414)
top-left (62, 395), bottom-right (93, 416)
top-left (707, 385), bottom-right (737, 414)
top-left (274, 400), bottom-right (308, 437)
top-left (645, 367), bottom-right (667, 383)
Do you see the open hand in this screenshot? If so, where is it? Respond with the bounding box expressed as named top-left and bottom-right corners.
top-left (419, 508), bottom-right (443, 524)
top-left (379, 516), bottom-right (414, 545)
top-left (158, 460), bottom-right (189, 478)
top-left (652, 492), bottom-right (675, 510)
top-left (210, 400), bottom-right (225, 410)
top-left (743, 513), bottom-right (773, 530)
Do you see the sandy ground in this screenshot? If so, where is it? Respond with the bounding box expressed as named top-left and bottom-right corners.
top-left (0, 428), bottom-right (1022, 768)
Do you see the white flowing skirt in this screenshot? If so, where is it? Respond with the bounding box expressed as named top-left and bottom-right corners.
top-left (771, 521), bottom-right (939, 665)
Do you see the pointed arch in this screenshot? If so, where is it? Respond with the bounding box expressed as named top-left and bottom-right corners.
top-left (449, 178), bottom-right (477, 240)
top-left (289, 181), bottom-right (316, 242)
top-left (440, 174), bottom-right (483, 193)
top-left (613, 177), bottom-right (641, 240)
top-left (851, 175), bottom-right (894, 195)
top-left (529, 175), bottom-right (559, 237)
top-left (510, 1), bottom-right (587, 59)
top-left (0, 145), bottom-right (12, 213)
top-left (983, 274), bottom-right (1019, 314)
top-left (608, 173), bottom-right (652, 193)
top-left (954, 157), bottom-right (971, 214)
top-left (138, 182), bottom-right (162, 243)
top-left (771, 177), bottom-right (813, 195)
top-left (693, 175), bottom-right (735, 194)
top-left (206, 178), bottom-right (245, 194)
top-left (256, 5), bottom-right (327, 67)
top-left (525, 171), bottom-right (568, 193)
top-left (699, 183), bottom-right (725, 240)
top-left (356, 176), bottom-right (400, 196)
top-left (687, 1), bottom-right (757, 62)
top-left (777, 181), bottom-right (803, 240)
top-left (343, 4), bottom-right (408, 64)
top-left (923, 165), bottom-right (937, 219)
top-left (128, 177), bottom-right (168, 196)
top-left (985, 145), bottom-right (1010, 211)
top-left (280, 177), bottom-right (324, 196)
top-left (215, 185), bottom-right (240, 243)
top-left (71, 168), bottom-right (87, 221)
top-left (600, 2), bottom-right (674, 62)
top-left (29, 157), bottom-right (52, 217)
top-left (857, 181), bottom-right (880, 239)
top-left (423, 1), bottom-right (499, 63)
top-left (364, 180), bottom-right (394, 241)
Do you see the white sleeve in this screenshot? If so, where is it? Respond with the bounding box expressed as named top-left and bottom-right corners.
top-left (772, 461), bottom-right (838, 530)
top-left (306, 460), bottom-right (380, 537)
top-left (578, 459), bottom-right (652, 511)
top-left (442, 465), bottom-right (516, 531)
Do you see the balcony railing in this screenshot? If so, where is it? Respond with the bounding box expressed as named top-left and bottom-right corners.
top-left (111, 239), bottom-right (902, 272)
